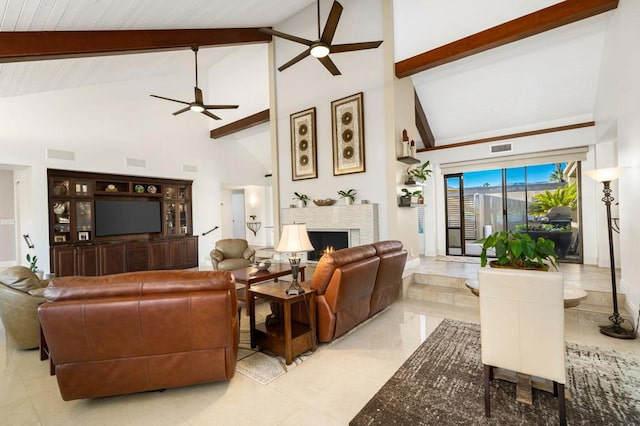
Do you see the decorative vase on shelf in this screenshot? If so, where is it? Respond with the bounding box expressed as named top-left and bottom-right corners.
top-left (401, 141), bottom-right (410, 157)
top-left (344, 198), bottom-right (353, 205)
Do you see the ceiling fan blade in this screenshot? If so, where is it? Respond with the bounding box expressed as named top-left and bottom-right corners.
top-left (330, 40), bottom-right (383, 53)
top-left (260, 28), bottom-right (313, 46)
top-left (194, 87), bottom-right (203, 104)
top-left (203, 105), bottom-right (239, 110)
top-left (202, 110), bottom-right (221, 120)
top-left (172, 106), bottom-right (191, 116)
top-left (318, 55), bottom-right (341, 76)
top-left (278, 48), bottom-right (311, 72)
top-left (321, 1), bottom-right (344, 44)
top-left (150, 94), bottom-right (190, 105)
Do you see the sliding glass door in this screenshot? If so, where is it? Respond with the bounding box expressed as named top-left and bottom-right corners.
top-left (445, 162), bottom-right (582, 263)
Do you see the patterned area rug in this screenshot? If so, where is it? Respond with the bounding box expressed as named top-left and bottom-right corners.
top-left (235, 302), bottom-right (320, 385)
top-left (351, 319), bottom-right (640, 425)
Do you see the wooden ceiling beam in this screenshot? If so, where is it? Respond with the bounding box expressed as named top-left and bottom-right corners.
top-left (396, 0), bottom-right (618, 78)
top-left (0, 28), bottom-right (272, 63)
top-left (414, 90), bottom-right (434, 149)
top-left (210, 109), bottom-right (270, 139)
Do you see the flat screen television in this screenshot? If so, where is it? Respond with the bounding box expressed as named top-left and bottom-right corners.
top-left (95, 200), bottom-right (162, 237)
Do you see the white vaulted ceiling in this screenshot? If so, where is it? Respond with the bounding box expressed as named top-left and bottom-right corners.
top-left (1, 0), bottom-right (617, 147)
top-left (0, 0), bottom-right (316, 97)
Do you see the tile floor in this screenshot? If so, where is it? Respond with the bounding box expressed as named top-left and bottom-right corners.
top-left (1, 257), bottom-right (639, 425)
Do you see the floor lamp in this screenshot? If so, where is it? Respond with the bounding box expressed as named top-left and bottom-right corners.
top-left (276, 223), bottom-right (314, 295)
top-left (586, 167), bottom-right (636, 339)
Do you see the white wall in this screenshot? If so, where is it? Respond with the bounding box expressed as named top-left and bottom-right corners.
top-left (0, 67), bottom-right (268, 272)
top-left (594, 0), bottom-right (640, 318)
top-left (0, 170), bottom-right (16, 264)
top-left (274, 0), bottom-right (391, 239)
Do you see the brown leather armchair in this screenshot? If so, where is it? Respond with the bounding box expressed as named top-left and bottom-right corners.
top-left (0, 266), bottom-right (47, 349)
top-left (38, 270), bottom-right (239, 400)
top-left (210, 238), bottom-right (256, 271)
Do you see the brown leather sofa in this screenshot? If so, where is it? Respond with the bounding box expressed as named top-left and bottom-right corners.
top-left (210, 238), bottom-right (256, 271)
top-left (38, 270), bottom-right (239, 401)
top-left (299, 240), bottom-right (407, 343)
top-left (0, 266), bottom-right (48, 349)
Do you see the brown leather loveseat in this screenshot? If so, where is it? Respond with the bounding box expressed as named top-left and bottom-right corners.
top-left (38, 270), bottom-right (239, 401)
top-left (300, 240), bottom-right (407, 343)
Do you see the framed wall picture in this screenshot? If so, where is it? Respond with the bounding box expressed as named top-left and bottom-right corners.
top-left (331, 92), bottom-right (365, 175)
top-left (290, 107), bottom-right (318, 181)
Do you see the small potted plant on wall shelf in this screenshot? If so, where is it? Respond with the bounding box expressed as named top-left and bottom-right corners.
top-left (293, 192), bottom-right (310, 207)
top-left (338, 189), bottom-right (357, 205)
top-left (408, 161), bottom-right (432, 183)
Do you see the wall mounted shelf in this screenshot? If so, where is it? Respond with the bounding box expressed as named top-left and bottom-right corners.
top-left (397, 156), bottom-right (420, 165)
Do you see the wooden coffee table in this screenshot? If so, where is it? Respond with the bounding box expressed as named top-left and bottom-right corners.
top-left (248, 281), bottom-right (316, 365)
top-left (232, 263), bottom-right (306, 306)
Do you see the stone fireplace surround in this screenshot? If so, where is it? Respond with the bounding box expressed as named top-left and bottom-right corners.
top-left (280, 204), bottom-right (379, 253)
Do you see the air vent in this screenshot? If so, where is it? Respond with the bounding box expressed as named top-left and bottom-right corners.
top-left (47, 148), bottom-right (75, 161)
top-left (125, 158), bottom-right (146, 168)
top-left (182, 164), bottom-right (198, 173)
top-left (490, 143), bottom-right (512, 154)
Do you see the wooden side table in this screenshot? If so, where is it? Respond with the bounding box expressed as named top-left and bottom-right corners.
top-left (248, 281), bottom-right (316, 365)
top-left (233, 263), bottom-right (306, 306)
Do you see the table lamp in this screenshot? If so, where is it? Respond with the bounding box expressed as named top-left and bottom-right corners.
top-left (276, 223), bottom-right (314, 295)
top-left (586, 167), bottom-right (636, 339)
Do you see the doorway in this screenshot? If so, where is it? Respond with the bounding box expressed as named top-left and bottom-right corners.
top-left (445, 162), bottom-right (582, 263)
top-left (231, 190), bottom-right (246, 239)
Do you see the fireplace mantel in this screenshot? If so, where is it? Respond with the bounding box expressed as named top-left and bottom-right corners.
top-left (281, 204), bottom-right (379, 247)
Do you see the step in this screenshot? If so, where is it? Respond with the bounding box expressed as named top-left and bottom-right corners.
top-left (406, 272), bottom-right (633, 326)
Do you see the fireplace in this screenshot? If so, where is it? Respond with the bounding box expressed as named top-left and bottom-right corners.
top-left (308, 231), bottom-right (349, 261)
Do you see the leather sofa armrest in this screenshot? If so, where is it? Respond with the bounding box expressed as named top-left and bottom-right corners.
top-left (242, 247), bottom-right (256, 263)
top-left (210, 249), bottom-right (224, 262)
top-left (28, 287), bottom-right (46, 297)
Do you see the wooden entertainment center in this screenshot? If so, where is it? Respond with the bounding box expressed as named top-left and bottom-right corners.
top-left (47, 169), bottom-right (198, 277)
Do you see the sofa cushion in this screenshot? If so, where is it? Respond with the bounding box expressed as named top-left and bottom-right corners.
top-left (311, 245), bottom-right (376, 295)
top-left (45, 270), bottom-right (236, 304)
top-left (0, 266), bottom-right (42, 293)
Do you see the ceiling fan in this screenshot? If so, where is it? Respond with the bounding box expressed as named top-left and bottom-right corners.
top-left (150, 46), bottom-right (238, 120)
top-left (260, 0), bottom-right (383, 76)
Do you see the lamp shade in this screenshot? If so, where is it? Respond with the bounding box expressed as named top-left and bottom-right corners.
top-left (276, 224), bottom-right (314, 253)
top-left (586, 167), bottom-right (624, 182)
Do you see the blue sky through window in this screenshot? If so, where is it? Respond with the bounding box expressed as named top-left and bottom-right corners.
top-left (461, 163), bottom-right (564, 188)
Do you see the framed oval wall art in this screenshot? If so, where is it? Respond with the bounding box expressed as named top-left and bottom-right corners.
top-left (290, 107), bottom-right (318, 181)
top-left (331, 92), bottom-right (365, 175)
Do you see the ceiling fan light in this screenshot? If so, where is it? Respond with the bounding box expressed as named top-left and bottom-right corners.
top-left (190, 104), bottom-right (205, 113)
top-left (310, 44), bottom-right (330, 58)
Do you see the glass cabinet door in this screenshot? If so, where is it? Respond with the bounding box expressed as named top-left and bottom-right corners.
top-left (178, 202), bottom-right (188, 235)
top-left (52, 201), bottom-right (71, 243)
top-left (165, 202), bottom-right (177, 235)
top-left (76, 201), bottom-right (93, 241)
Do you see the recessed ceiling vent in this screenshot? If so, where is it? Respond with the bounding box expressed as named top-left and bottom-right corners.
top-left (47, 148), bottom-right (75, 161)
top-left (125, 157), bottom-right (146, 168)
top-left (490, 143), bottom-right (512, 154)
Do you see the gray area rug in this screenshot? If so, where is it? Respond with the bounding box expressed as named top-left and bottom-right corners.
top-left (351, 319), bottom-right (640, 425)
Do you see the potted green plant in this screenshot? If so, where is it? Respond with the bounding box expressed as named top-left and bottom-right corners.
top-left (26, 253), bottom-right (38, 272)
top-left (412, 189), bottom-right (423, 204)
top-left (337, 189), bottom-right (357, 205)
top-left (399, 189), bottom-right (412, 206)
top-left (476, 230), bottom-right (559, 271)
top-left (293, 192), bottom-right (310, 207)
top-left (408, 161), bottom-right (432, 183)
